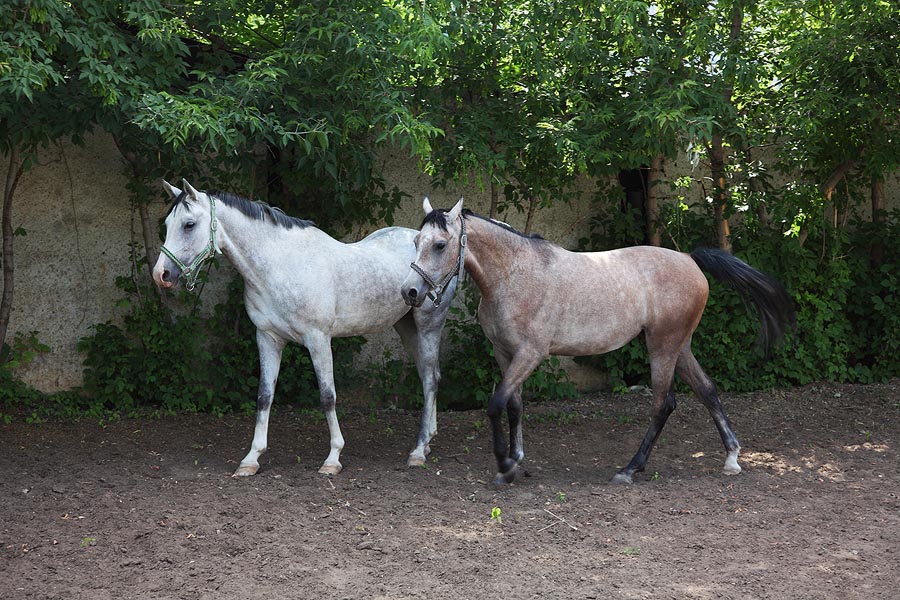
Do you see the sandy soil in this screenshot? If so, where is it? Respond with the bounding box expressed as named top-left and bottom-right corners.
top-left (2, 381), bottom-right (899, 599)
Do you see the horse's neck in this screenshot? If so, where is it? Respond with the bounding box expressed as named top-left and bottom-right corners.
top-left (216, 204), bottom-right (322, 281)
top-left (464, 218), bottom-right (531, 300)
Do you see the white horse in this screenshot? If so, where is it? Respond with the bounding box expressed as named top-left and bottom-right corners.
top-left (152, 180), bottom-right (456, 476)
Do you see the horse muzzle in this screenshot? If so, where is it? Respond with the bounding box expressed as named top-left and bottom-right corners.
top-left (401, 285), bottom-right (427, 308)
top-left (152, 262), bottom-right (180, 290)
top-left (401, 271), bottom-right (428, 308)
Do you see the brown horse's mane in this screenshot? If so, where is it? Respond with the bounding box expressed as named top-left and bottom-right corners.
top-left (422, 208), bottom-right (547, 243)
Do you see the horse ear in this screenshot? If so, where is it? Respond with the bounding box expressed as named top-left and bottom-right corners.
top-left (422, 196), bottom-right (434, 215)
top-left (162, 180), bottom-right (182, 201)
top-left (447, 196), bottom-right (464, 221)
top-left (182, 179), bottom-right (202, 201)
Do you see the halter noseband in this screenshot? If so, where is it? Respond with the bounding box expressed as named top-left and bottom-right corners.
top-left (409, 215), bottom-right (466, 307)
top-left (160, 193), bottom-right (222, 291)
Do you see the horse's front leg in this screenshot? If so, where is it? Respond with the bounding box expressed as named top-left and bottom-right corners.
top-left (489, 349), bottom-right (542, 485)
top-left (403, 297), bottom-right (452, 466)
top-left (234, 331), bottom-right (285, 477)
top-left (306, 333), bottom-right (344, 475)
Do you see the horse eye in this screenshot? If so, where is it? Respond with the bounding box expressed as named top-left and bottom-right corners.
top-left (184, 221), bottom-right (196, 231)
top-left (435, 241), bottom-right (447, 251)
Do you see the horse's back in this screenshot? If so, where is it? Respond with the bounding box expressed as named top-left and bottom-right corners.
top-left (246, 226), bottom-right (417, 339)
top-left (536, 245), bottom-right (708, 356)
top-left (581, 245), bottom-right (709, 312)
top-left (353, 226), bottom-right (416, 249)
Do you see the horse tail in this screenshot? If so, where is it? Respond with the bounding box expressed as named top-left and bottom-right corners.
top-left (690, 247), bottom-right (796, 353)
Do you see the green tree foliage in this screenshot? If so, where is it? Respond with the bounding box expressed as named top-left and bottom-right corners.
top-left (133, 0), bottom-right (446, 227)
top-left (0, 0), bottom-right (190, 352)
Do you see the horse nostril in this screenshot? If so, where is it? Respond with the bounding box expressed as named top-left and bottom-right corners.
top-left (407, 288), bottom-right (418, 299)
top-left (162, 269), bottom-right (171, 282)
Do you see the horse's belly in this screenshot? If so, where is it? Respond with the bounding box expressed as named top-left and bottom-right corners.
top-left (549, 323), bottom-right (641, 357)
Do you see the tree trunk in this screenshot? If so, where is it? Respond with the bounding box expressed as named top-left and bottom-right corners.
top-left (644, 156), bottom-right (663, 246)
top-left (821, 160), bottom-right (857, 202)
top-left (112, 135), bottom-right (167, 302)
top-left (138, 201), bottom-right (159, 283)
top-left (1, 146), bottom-right (24, 352)
top-left (871, 174), bottom-right (885, 267)
top-left (796, 159), bottom-right (857, 247)
top-left (709, 134), bottom-right (732, 253)
top-left (489, 178), bottom-right (499, 220)
top-left (706, 0), bottom-right (745, 254)
top-left (524, 194), bottom-right (538, 235)
top-left (744, 148), bottom-right (770, 227)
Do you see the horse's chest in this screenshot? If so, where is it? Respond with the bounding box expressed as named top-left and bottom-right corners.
top-left (478, 301), bottom-right (532, 349)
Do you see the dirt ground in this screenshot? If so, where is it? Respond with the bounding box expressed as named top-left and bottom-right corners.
top-left (2, 380), bottom-right (899, 600)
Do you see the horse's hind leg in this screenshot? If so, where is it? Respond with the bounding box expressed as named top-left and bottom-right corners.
top-left (306, 332), bottom-right (344, 475)
top-left (395, 311), bottom-right (441, 467)
top-left (234, 331), bottom-right (285, 477)
top-left (612, 348), bottom-right (679, 484)
top-left (676, 344), bottom-right (741, 475)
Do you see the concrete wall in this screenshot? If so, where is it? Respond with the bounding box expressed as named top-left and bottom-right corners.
top-left (2, 133), bottom-right (605, 393)
top-left (4, 133), bottom-right (136, 392)
top-left (3, 133), bottom-right (898, 394)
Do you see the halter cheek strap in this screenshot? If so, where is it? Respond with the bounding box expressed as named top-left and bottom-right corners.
top-left (410, 216), bottom-right (466, 307)
top-left (160, 194), bottom-right (222, 291)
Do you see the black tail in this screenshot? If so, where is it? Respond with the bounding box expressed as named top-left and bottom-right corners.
top-left (690, 247), bottom-right (796, 353)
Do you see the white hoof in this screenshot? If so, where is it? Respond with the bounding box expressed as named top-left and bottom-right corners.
top-left (232, 463), bottom-right (259, 477)
top-left (407, 454), bottom-right (426, 467)
top-left (318, 462), bottom-right (342, 476)
top-left (723, 450), bottom-right (742, 475)
top-left (610, 472), bottom-right (633, 485)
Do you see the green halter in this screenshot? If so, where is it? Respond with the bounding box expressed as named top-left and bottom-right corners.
top-left (160, 193), bottom-right (222, 291)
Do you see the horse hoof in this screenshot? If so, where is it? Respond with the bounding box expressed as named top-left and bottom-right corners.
top-left (610, 472), bottom-right (633, 485)
top-left (492, 466), bottom-right (525, 486)
top-left (407, 454), bottom-right (426, 467)
top-left (723, 450), bottom-right (742, 475)
top-left (723, 463), bottom-right (742, 476)
top-left (318, 462), bottom-right (342, 476)
top-left (232, 464), bottom-right (259, 477)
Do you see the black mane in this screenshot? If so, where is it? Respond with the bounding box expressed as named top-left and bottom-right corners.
top-left (421, 208), bottom-right (545, 241)
top-left (210, 190), bottom-right (315, 229)
top-left (167, 189), bottom-right (314, 230)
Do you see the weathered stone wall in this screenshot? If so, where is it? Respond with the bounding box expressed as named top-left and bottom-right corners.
top-left (5, 133), bottom-right (136, 392)
top-left (2, 134), bottom-right (604, 393)
top-left (3, 133), bottom-right (898, 394)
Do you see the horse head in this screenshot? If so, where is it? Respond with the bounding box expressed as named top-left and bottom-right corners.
top-left (152, 179), bottom-right (221, 291)
top-left (402, 196), bottom-right (465, 307)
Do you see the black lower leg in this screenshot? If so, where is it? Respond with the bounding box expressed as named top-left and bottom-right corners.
top-left (615, 388), bottom-right (676, 481)
top-left (710, 406), bottom-right (740, 453)
top-left (488, 394), bottom-right (514, 474)
top-left (696, 381), bottom-right (740, 453)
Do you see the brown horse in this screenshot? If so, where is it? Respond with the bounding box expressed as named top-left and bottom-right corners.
top-left (401, 198), bottom-right (794, 484)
